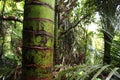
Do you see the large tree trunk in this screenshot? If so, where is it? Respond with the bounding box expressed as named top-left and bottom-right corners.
top-left (22, 0), bottom-right (55, 80)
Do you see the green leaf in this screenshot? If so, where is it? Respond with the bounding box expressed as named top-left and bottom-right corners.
top-left (92, 65), bottom-right (110, 80)
top-left (105, 68), bottom-right (119, 80)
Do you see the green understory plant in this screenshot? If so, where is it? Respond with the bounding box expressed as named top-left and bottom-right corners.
top-left (55, 64), bottom-right (120, 80)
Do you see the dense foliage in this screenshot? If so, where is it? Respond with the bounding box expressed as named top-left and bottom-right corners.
top-left (0, 0), bottom-right (120, 80)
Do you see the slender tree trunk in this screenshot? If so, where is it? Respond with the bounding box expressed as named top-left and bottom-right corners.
top-left (103, 33), bottom-right (112, 64)
top-left (22, 0), bottom-right (55, 80)
top-left (54, 0), bottom-right (59, 65)
top-left (102, 0), bottom-right (115, 65)
top-left (103, 18), bottom-right (114, 64)
top-left (84, 32), bottom-right (87, 64)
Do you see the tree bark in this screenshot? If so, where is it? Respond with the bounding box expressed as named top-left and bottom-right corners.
top-left (103, 18), bottom-right (114, 65)
top-left (22, 0), bottom-right (55, 80)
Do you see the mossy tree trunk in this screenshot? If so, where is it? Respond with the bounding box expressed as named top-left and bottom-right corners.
top-left (22, 0), bottom-right (55, 80)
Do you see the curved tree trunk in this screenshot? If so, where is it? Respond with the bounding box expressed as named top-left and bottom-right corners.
top-left (22, 0), bottom-right (55, 80)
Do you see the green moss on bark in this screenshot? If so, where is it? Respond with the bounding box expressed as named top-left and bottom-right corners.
top-left (22, 0), bottom-right (55, 79)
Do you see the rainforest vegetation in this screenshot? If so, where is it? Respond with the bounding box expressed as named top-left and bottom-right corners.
top-left (0, 0), bottom-right (120, 80)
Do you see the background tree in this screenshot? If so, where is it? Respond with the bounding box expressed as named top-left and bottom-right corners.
top-left (95, 0), bottom-right (120, 64)
top-left (0, 0), bottom-right (23, 80)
